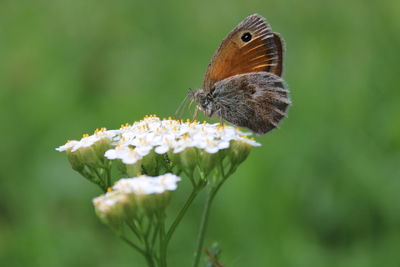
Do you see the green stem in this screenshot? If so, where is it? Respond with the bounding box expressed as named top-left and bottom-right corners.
top-left (119, 235), bottom-right (146, 256)
top-left (159, 212), bottom-right (167, 267)
top-left (151, 224), bottom-right (160, 250)
top-left (144, 254), bottom-right (156, 267)
top-left (143, 217), bottom-right (157, 267)
top-left (126, 216), bottom-right (157, 267)
top-left (105, 162), bottom-right (112, 188)
top-left (192, 163), bottom-right (232, 267)
top-left (127, 220), bottom-right (143, 241)
top-left (120, 235), bottom-right (156, 267)
top-left (82, 166), bottom-right (107, 192)
top-left (166, 188), bottom-right (199, 244)
top-left (144, 234), bottom-right (156, 267)
top-left (192, 188), bottom-right (214, 267)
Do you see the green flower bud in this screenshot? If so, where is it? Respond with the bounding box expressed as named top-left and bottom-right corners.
top-left (136, 193), bottom-right (171, 215)
top-left (124, 161), bottom-right (143, 177)
top-left (78, 146), bottom-right (100, 167)
top-left (92, 129), bottom-right (113, 162)
top-left (197, 149), bottom-right (221, 178)
top-left (141, 150), bottom-right (163, 176)
top-left (228, 139), bottom-right (252, 166)
top-left (167, 151), bottom-right (182, 172)
top-left (66, 150), bottom-right (85, 172)
top-left (177, 147), bottom-right (198, 176)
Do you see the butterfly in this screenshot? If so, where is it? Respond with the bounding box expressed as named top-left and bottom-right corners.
top-left (189, 14), bottom-right (290, 135)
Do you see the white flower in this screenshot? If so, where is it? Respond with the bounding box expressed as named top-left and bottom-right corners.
top-left (154, 134), bottom-right (177, 154)
top-left (129, 133), bottom-right (158, 156)
top-left (93, 191), bottom-right (129, 213)
top-left (172, 134), bottom-right (194, 153)
top-left (56, 140), bottom-right (79, 152)
top-left (105, 145), bottom-right (143, 165)
top-left (196, 137), bottom-right (230, 154)
top-left (56, 128), bottom-right (119, 153)
top-left (113, 174), bottom-right (181, 195)
top-left (238, 136), bottom-right (262, 147)
top-left (158, 173), bottom-right (181, 191)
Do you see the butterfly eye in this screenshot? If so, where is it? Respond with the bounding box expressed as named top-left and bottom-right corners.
top-left (241, 32), bottom-right (252, 42)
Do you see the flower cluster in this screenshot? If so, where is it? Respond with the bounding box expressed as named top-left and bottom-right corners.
top-left (93, 173), bottom-right (180, 228)
top-left (105, 116), bottom-right (259, 164)
top-left (56, 116), bottom-right (259, 181)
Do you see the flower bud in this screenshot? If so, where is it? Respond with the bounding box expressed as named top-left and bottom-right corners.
top-left (92, 135), bottom-right (113, 163)
top-left (229, 141), bottom-right (250, 165)
top-left (93, 191), bottom-right (135, 230)
top-left (228, 139), bottom-right (253, 166)
top-left (112, 174), bottom-right (180, 215)
top-left (197, 149), bottom-right (220, 178)
top-left (177, 147), bottom-right (198, 176)
top-left (78, 146), bottom-right (100, 167)
top-left (167, 151), bottom-right (181, 172)
top-left (141, 150), bottom-right (163, 176)
top-left (66, 150), bottom-right (85, 172)
top-left (124, 161), bottom-right (143, 177)
top-left (136, 193), bottom-right (171, 215)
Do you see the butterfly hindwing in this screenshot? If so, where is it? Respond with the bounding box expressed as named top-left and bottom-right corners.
top-left (210, 72), bottom-right (290, 134)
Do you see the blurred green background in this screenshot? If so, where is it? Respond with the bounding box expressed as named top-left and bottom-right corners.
top-left (1, 0), bottom-right (400, 266)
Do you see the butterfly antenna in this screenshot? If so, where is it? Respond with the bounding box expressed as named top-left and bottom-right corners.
top-left (174, 93), bottom-right (190, 120)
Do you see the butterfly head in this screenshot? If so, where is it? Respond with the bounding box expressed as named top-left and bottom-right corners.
top-left (188, 89), bottom-right (215, 117)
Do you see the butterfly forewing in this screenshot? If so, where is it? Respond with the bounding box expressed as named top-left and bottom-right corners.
top-left (203, 14), bottom-right (283, 91)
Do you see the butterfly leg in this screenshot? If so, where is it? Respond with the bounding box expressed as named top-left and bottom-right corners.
top-left (192, 105), bottom-right (199, 121)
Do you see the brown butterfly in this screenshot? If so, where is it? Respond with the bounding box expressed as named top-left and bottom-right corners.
top-left (189, 14), bottom-right (290, 134)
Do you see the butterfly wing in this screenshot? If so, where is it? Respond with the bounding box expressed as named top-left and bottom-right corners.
top-left (211, 72), bottom-right (290, 134)
top-left (203, 14), bottom-right (284, 91)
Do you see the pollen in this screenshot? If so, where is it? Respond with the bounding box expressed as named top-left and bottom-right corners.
top-left (82, 133), bottom-right (89, 138)
top-left (107, 187), bottom-right (113, 192)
